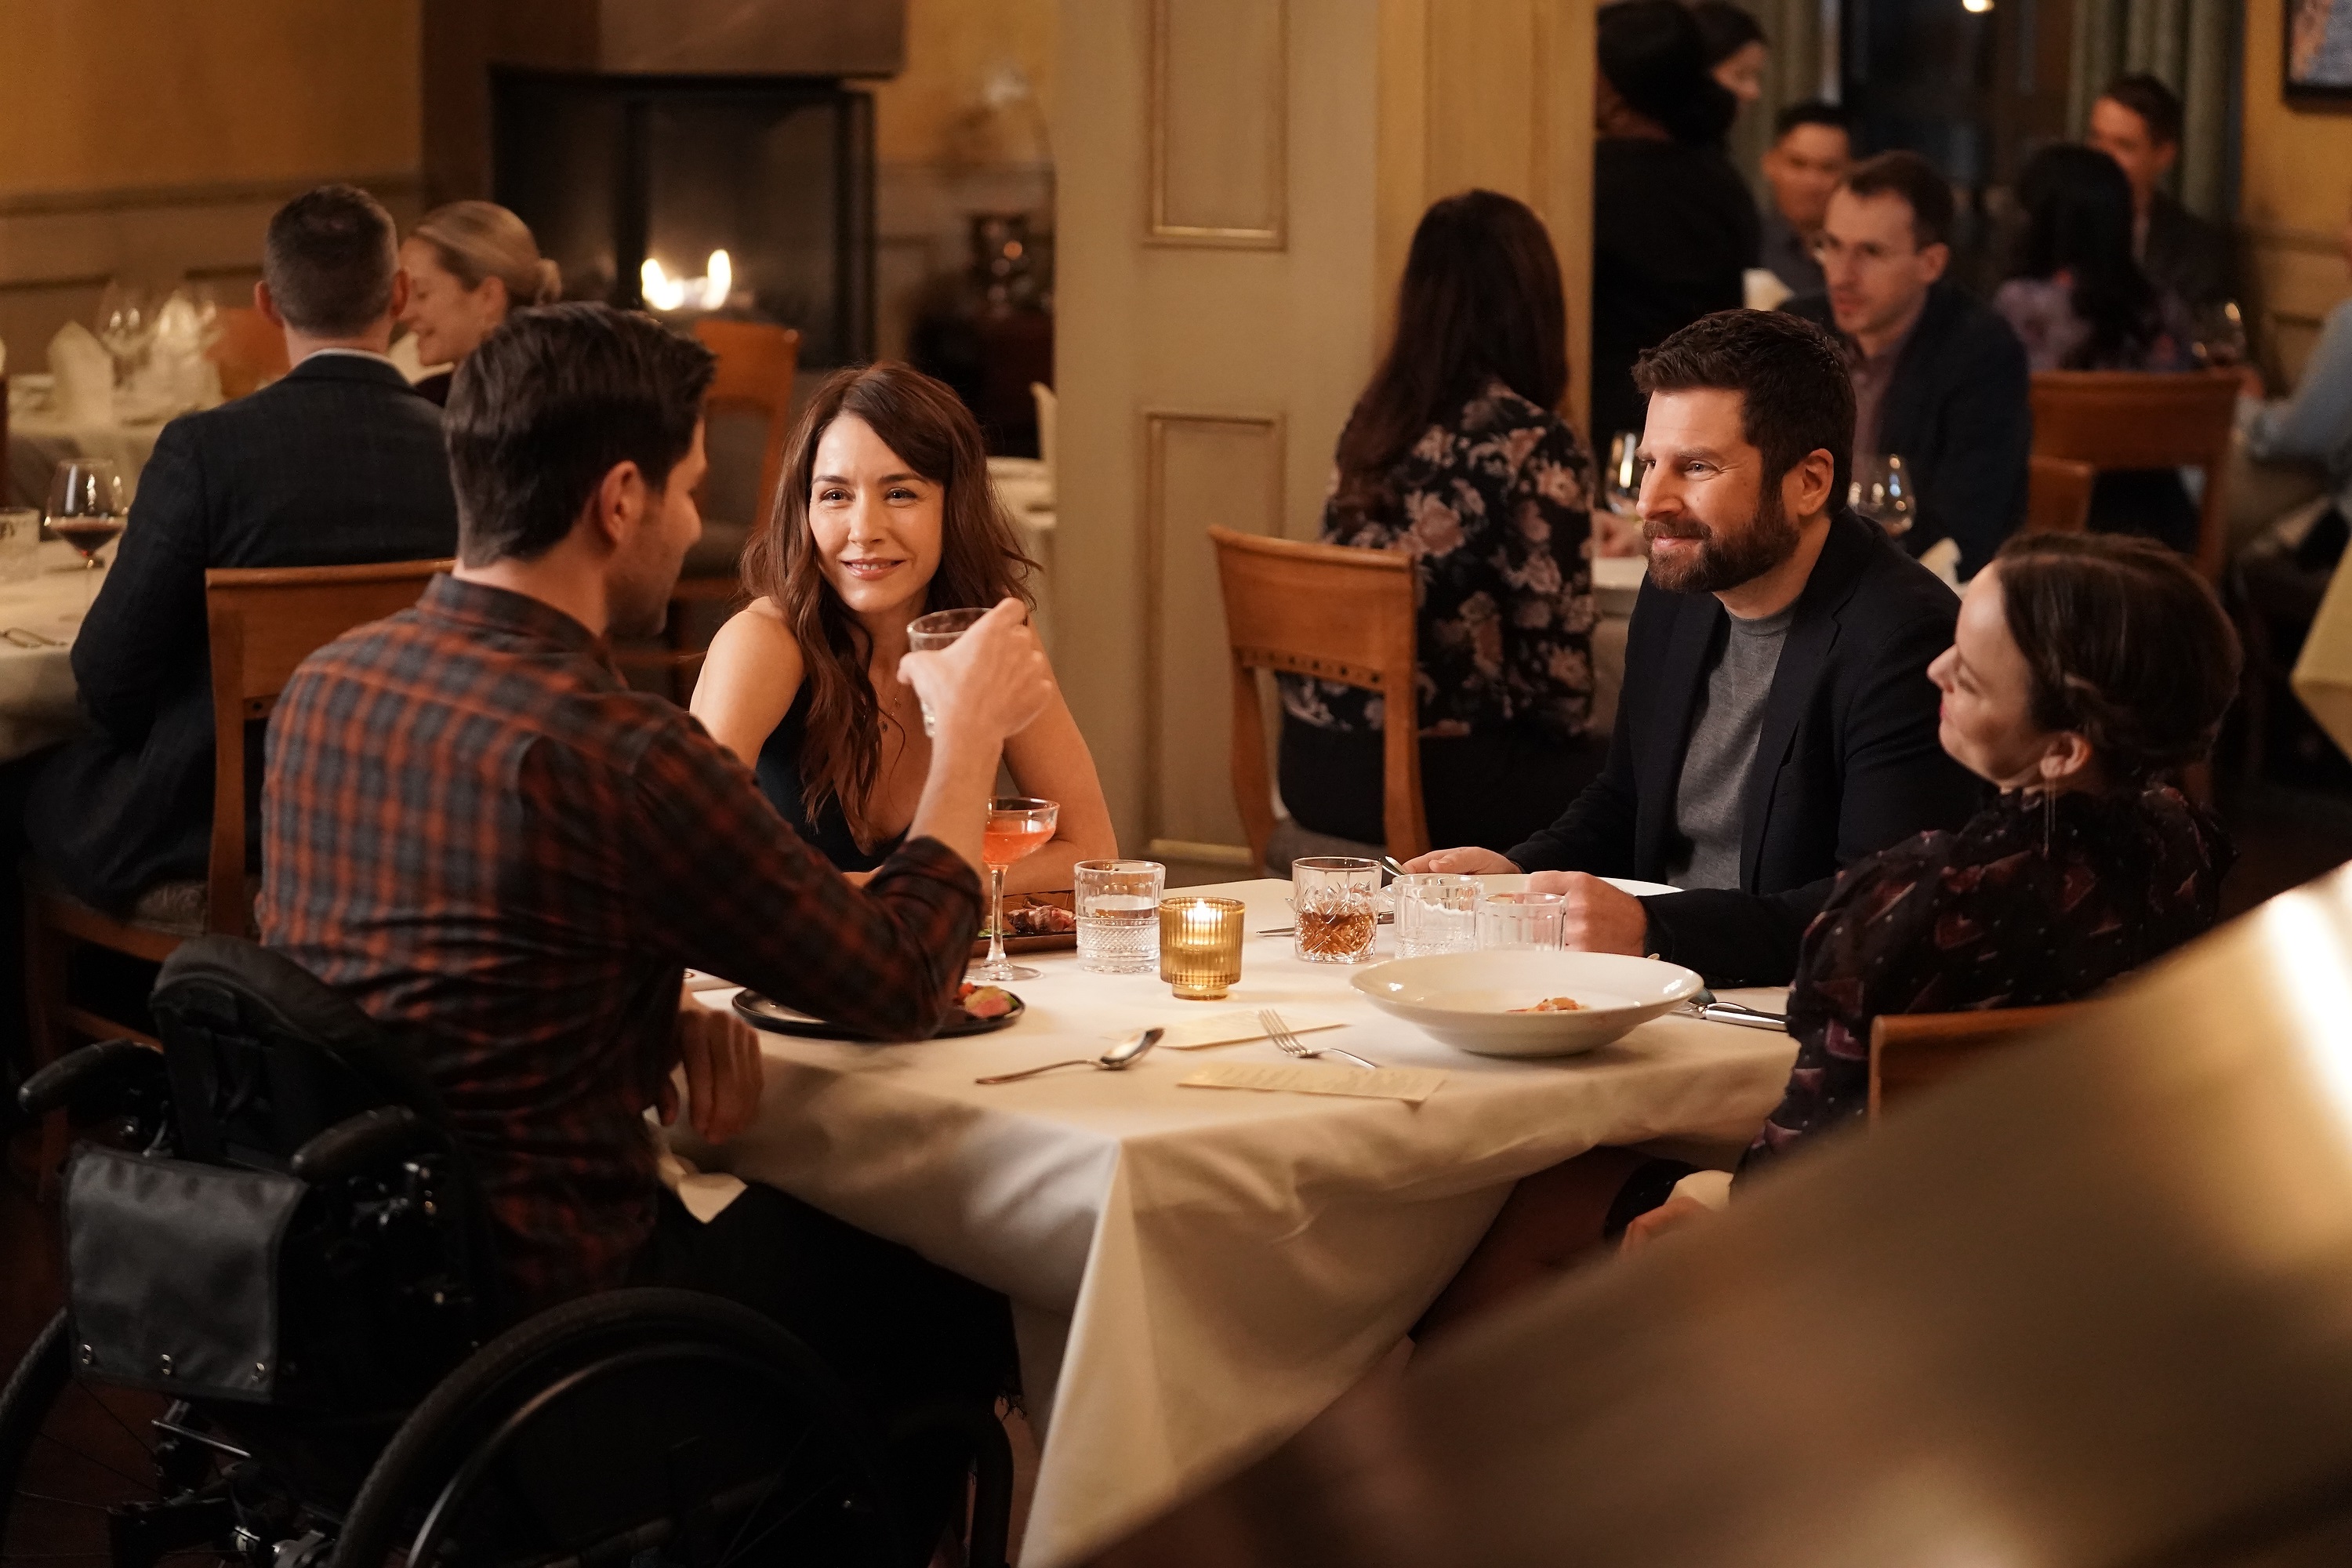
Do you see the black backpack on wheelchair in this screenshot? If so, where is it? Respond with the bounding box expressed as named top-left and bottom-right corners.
top-left (0, 936), bottom-right (1011, 1568)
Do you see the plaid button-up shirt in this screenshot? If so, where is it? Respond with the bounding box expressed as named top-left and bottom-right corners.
top-left (260, 575), bottom-right (982, 1315)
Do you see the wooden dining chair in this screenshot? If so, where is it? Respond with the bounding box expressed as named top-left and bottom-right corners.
top-left (2024, 455), bottom-right (2099, 536)
top-left (1867, 1001), bottom-right (2093, 1119)
top-left (22, 557), bottom-right (450, 1181)
top-left (1208, 526), bottom-right (1428, 871)
top-left (2027, 369), bottom-right (2241, 578)
top-left (206, 305), bottom-right (292, 399)
top-left (619, 319), bottom-right (803, 702)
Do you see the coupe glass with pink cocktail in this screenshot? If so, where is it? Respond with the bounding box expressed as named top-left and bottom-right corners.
top-left (973, 797), bottom-right (1058, 982)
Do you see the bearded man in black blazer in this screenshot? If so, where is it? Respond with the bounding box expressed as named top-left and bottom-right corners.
top-left (28, 184), bottom-right (459, 914)
top-left (1408, 310), bottom-right (1980, 985)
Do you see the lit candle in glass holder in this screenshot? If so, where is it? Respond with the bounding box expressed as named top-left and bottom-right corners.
top-left (1159, 896), bottom-right (1244, 1000)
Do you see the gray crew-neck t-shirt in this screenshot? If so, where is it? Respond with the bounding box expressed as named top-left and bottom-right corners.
top-left (1666, 604), bottom-right (1796, 890)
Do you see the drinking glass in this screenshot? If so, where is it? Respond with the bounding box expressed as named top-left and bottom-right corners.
top-left (0, 510), bottom-right (41, 584)
top-left (973, 797), bottom-right (1059, 982)
top-left (1392, 873), bottom-right (1479, 957)
top-left (1603, 430), bottom-right (1644, 516)
top-left (906, 607), bottom-right (991, 737)
top-left (46, 459), bottom-right (128, 604)
top-left (1849, 453), bottom-right (1914, 538)
top-left (95, 281), bottom-right (157, 386)
top-left (1291, 855), bottom-right (1381, 964)
top-left (1160, 896), bottom-right (1245, 1000)
top-left (1476, 891), bottom-right (1567, 951)
top-left (1075, 858), bottom-right (1165, 974)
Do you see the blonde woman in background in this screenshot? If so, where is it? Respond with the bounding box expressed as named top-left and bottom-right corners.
top-left (397, 201), bottom-right (561, 405)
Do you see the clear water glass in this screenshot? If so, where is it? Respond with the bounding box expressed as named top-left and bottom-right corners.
top-left (1393, 873), bottom-right (1478, 957)
top-left (1476, 891), bottom-right (1567, 952)
top-left (906, 607), bottom-right (990, 737)
top-left (1076, 858), bottom-right (1165, 974)
top-left (1292, 856), bottom-right (1381, 964)
top-left (0, 510), bottom-right (40, 584)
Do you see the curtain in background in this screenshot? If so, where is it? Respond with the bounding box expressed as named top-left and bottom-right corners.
top-left (2067, 0), bottom-right (2241, 219)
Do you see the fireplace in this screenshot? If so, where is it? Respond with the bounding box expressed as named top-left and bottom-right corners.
top-left (491, 71), bottom-right (874, 366)
top-left (422, 0), bottom-right (902, 368)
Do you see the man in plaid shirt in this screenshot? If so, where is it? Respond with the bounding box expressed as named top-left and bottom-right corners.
top-left (260, 306), bottom-right (1049, 1475)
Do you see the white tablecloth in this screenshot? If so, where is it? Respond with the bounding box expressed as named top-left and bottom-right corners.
top-left (8, 397), bottom-right (168, 509)
top-left (691, 877), bottom-right (1794, 1566)
top-left (0, 543), bottom-right (93, 761)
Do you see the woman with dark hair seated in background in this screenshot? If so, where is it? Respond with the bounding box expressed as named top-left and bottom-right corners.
top-left (1588, 0), bottom-right (1759, 445)
top-left (1277, 190), bottom-right (1602, 855)
top-left (1422, 531), bottom-right (2239, 1334)
top-left (1692, 0), bottom-right (1769, 108)
top-left (1994, 143), bottom-right (2202, 550)
top-left (692, 362), bottom-right (1116, 887)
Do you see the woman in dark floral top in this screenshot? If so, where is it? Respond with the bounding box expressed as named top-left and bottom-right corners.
top-left (1420, 532), bottom-right (2241, 1337)
top-left (1279, 191), bottom-right (1602, 851)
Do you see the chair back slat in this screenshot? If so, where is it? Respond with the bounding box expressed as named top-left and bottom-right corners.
top-left (1868, 1001), bottom-right (2092, 1117)
top-left (2024, 455), bottom-right (2098, 536)
top-left (1208, 527), bottom-right (1427, 867)
top-left (692, 319), bottom-right (802, 525)
top-left (2027, 369), bottom-right (2239, 576)
top-left (203, 559), bottom-right (451, 935)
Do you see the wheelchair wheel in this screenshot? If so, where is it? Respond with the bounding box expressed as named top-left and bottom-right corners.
top-left (332, 1288), bottom-right (906, 1568)
top-left (0, 1312), bottom-right (236, 1566)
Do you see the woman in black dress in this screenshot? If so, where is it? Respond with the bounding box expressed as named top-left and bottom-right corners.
top-left (1278, 191), bottom-right (1603, 853)
top-left (1588, 0), bottom-right (1761, 447)
top-left (1423, 531), bottom-right (2241, 1333)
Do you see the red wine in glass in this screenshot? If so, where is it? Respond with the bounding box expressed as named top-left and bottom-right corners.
top-left (53, 517), bottom-right (125, 562)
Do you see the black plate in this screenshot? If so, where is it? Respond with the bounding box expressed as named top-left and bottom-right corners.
top-left (731, 990), bottom-right (1025, 1041)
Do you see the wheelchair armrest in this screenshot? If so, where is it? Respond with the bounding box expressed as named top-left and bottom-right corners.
top-left (290, 1105), bottom-right (435, 1184)
top-left (19, 1038), bottom-right (165, 1120)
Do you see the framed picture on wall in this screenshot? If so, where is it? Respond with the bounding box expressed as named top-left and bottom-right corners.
top-left (2289, 0), bottom-right (2352, 100)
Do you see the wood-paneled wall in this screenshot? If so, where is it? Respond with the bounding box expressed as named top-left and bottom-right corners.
top-left (2241, 0), bottom-right (2352, 386)
top-left (1054, 0), bottom-right (1593, 873)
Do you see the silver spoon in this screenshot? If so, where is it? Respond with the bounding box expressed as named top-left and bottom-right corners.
top-left (975, 1027), bottom-right (1164, 1085)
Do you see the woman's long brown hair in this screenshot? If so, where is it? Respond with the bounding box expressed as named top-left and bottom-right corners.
top-left (739, 362), bottom-right (1036, 838)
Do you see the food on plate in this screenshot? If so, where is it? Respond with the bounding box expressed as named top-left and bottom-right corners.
top-left (1507, 996), bottom-right (1586, 1014)
top-left (989, 902), bottom-right (1078, 938)
top-left (956, 982), bottom-right (1017, 1020)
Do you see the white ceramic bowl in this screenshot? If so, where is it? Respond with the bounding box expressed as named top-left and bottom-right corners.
top-left (1349, 949), bottom-right (1704, 1058)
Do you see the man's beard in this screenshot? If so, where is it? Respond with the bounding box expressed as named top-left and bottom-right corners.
top-left (608, 546), bottom-right (684, 640)
top-left (1642, 480), bottom-right (1803, 595)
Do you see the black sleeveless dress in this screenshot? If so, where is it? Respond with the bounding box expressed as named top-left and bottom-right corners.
top-left (754, 684), bottom-right (906, 873)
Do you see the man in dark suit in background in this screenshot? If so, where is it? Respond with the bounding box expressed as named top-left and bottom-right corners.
top-left (27, 183), bottom-right (459, 916)
top-left (1406, 310), bottom-right (1979, 986)
top-left (1784, 151), bottom-right (2032, 579)
top-left (2089, 72), bottom-right (2232, 309)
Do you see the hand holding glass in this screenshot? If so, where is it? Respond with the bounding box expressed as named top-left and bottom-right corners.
top-left (973, 797), bottom-right (1058, 982)
top-left (905, 608), bottom-right (992, 737)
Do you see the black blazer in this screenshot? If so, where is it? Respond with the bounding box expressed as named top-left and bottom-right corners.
top-left (28, 354), bottom-right (458, 910)
top-left (2143, 192), bottom-right (2232, 310)
top-left (1504, 509), bottom-right (1984, 985)
top-left (1785, 283), bottom-right (2031, 579)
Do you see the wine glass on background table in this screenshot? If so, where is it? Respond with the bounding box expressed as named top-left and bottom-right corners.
top-left (1849, 453), bottom-right (1915, 539)
top-left (46, 458), bottom-right (127, 605)
top-left (96, 281), bottom-right (157, 387)
top-left (973, 797), bottom-right (1059, 983)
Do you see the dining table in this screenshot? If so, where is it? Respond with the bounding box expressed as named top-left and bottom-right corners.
top-left (684, 875), bottom-right (1796, 1568)
top-left (0, 541), bottom-right (95, 762)
top-left (7, 375), bottom-right (170, 509)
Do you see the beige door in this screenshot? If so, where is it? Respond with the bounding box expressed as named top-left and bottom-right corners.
top-left (1055, 0), bottom-right (1592, 877)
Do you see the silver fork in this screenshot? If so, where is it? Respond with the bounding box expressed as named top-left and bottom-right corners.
top-left (1258, 1007), bottom-right (1380, 1071)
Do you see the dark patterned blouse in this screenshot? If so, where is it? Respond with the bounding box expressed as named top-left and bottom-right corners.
top-left (1741, 785), bottom-right (2232, 1176)
top-left (1278, 382), bottom-right (1598, 739)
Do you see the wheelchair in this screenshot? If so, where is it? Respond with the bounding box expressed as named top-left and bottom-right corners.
top-left (0, 936), bottom-right (1012, 1568)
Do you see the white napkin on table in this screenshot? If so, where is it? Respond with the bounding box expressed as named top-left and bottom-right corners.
top-left (46, 322), bottom-right (114, 423)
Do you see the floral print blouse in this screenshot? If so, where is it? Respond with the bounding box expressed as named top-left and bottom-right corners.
top-left (1741, 784), bottom-right (2232, 1177)
top-left (1279, 383), bottom-right (1598, 739)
